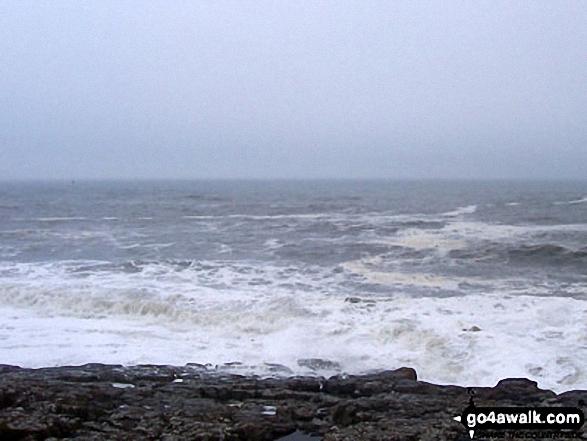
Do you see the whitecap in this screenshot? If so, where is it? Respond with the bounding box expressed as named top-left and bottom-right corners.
top-left (441, 205), bottom-right (477, 217)
top-left (568, 196), bottom-right (587, 204)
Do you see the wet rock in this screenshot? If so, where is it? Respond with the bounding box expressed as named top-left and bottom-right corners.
top-left (344, 297), bottom-right (376, 305)
top-left (331, 401), bottom-right (359, 426)
top-left (0, 364), bottom-right (583, 440)
top-left (554, 390), bottom-right (587, 407)
top-left (265, 363), bottom-right (295, 375)
top-left (297, 359), bottom-right (341, 372)
top-left (276, 429), bottom-right (322, 440)
top-left (478, 378), bottom-right (557, 404)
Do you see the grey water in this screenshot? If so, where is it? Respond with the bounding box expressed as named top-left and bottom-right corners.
top-left (2, 179), bottom-right (587, 391)
top-left (1, 179), bottom-right (586, 299)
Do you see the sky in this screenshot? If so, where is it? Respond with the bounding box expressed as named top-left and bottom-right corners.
top-left (1, 0), bottom-right (586, 180)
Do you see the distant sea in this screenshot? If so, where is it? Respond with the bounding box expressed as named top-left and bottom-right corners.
top-left (1, 180), bottom-right (586, 392)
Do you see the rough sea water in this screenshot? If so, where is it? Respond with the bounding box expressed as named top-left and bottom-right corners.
top-left (0, 180), bottom-right (586, 392)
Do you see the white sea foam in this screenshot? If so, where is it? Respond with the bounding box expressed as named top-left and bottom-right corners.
top-left (554, 196), bottom-right (587, 205)
top-left (371, 219), bottom-right (523, 255)
top-left (393, 220), bottom-right (587, 248)
top-left (341, 260), bottom-right (481, 290)
top-left (568, 196), bottom-right (587, 204)
top-left (35, 217), bottom-right (88, 222)
top-left (380, 228), bottom-right (468, 253)
top-left (182, 213), bottom-right (334, 221)
top-left (0, 261), bottom-right (586, 393)
top-left (441, 205), bottom-right (477, 217)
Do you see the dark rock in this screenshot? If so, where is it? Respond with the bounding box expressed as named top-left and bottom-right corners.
top-left (331, 401), bottom-right (359, 426)
top-left (0, 364), bottom-right (583, 440)
top-left (265, 363), bottom-right (295, 375)
top-left (344, 297), bottom-right (376, 305)
top-left (478, 378), bottom-right (557, 404)
top-left (275, 429), bottom-right (322, 440)
top-left (297, 359), bottom-right (341, 372)
top-left (554, 390), bottom-right (587, 407)
top-left (378, 367), bottom-right (417, 382)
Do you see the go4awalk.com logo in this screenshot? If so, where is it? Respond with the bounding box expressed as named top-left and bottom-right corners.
top-left (453, 390), bottom-right (585, 439)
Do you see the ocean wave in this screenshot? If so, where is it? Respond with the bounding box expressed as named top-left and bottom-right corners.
top-left (449, 243), bottom-right (587, 268)
top-left (34, 217), bottom-right (88, 222)
top-left (341, 260), bottom-right (481, 291)
top-left (568, 196), bottom-right (587, 204)
top-left (1, 292), bottom-right (586, 393)
top-left (554, 196), bottom-right (587, 205)
top-left (185, 193), bottom-right (226, 202)
top-left (441, 205), bottom-right (477, 217)
top-left (507, 243), bottom-right (587, 262)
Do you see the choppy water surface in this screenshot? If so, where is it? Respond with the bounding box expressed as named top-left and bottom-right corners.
top-left (1, 180), bottom-right (586, 392)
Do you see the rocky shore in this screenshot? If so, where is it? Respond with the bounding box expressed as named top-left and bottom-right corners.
top-left (0, 363), bottom-right (585, 440)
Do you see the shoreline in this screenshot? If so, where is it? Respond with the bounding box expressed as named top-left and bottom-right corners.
top-left (1, 363), bottom-right (585, 440)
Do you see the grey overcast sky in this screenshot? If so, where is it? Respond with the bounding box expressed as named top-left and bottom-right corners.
top-left (1, 1), bottom-right (586, 180)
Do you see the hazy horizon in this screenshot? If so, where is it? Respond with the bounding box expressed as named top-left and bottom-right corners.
top-left (1, 1), bottom-right (586, 180)
top-left (2, 177), bottom-right (586, 185)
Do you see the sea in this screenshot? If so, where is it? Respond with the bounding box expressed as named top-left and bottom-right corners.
top-left (0, 179), bottom-right (586, 392)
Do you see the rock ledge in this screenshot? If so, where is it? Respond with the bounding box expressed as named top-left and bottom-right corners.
top-left (0, 364), bottom-right (585, 440)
